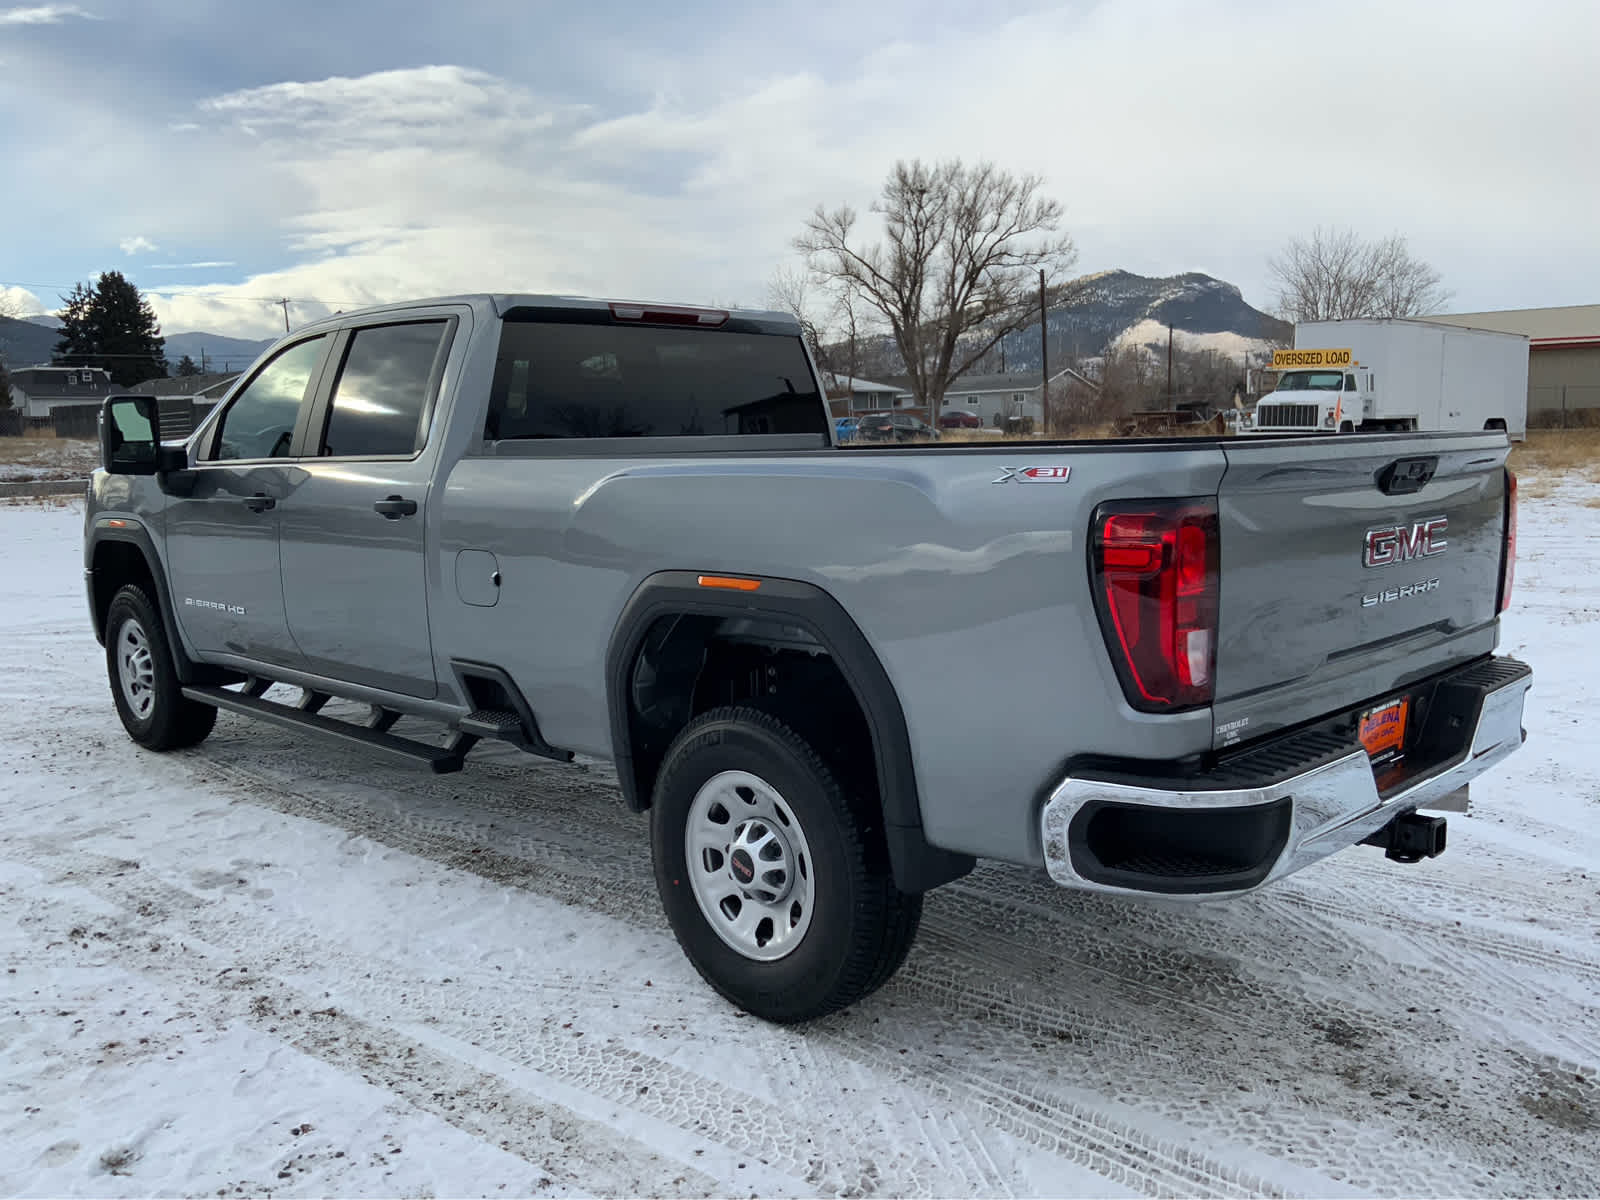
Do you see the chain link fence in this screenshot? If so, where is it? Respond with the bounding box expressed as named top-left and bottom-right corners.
top-left (1530, 385), bottom-right (1600, 429)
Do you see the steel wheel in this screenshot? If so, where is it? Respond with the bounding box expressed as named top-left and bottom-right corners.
top-left (115, 615), bottom-right (157, 721)
top-left (685, 769), bottom-right (816, 962)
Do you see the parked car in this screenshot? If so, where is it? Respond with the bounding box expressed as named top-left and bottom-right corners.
top-left (857, 412), bottom-right (941, 442)
top-left (834, 416), bottom-right (860, 443)
top-left (939, 409), bottom-right (982, 429)
top-left (86, 292), bottom-right (1529, 1024)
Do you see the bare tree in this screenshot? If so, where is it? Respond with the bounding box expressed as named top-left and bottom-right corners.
top-left (1269, 227), bottom-right (1450, 322)
top-left (796, 159), bottom-right (1076, 414)
top-left (766, 266), bottom-right (835, 380)
top-left (0, 289), bottom-right (21, 321)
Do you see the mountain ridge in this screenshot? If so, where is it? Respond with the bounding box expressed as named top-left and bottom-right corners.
top-left (0, 315), bottom-right (273, 373)
top-left (999, 269), bottom-right (1291, 371)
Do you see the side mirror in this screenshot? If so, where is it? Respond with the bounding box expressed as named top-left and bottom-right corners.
top-left (101, 395), bottom-right (161, 475)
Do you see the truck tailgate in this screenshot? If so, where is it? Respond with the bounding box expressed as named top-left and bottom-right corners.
top-left (1212, 433), bottom-right (1510, 748)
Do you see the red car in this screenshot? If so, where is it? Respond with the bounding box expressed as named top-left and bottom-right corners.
top-left (939, 408), bottom-right (983, 429)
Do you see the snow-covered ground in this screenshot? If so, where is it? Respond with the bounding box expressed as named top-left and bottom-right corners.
top-left (1, 485), bottom-right (1596, 1197)
top-left (1113, 318), bottom-right (1275, 367)
top-left (0, 437), bottom-right (100, 483)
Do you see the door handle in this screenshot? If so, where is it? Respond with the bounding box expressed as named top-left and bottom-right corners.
top-left (243, 493), bottom-right (276, 512)
top-left (374, 495), bottom-right (419, 519)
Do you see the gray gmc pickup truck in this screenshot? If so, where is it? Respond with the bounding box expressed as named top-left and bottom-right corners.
top-left (86, 294), bottom-right (1531, 1022)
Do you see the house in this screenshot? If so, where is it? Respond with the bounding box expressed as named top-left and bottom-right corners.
top-left (907, 367), bottom-right (1103, 428)
top-left (7, 365), bottom-right (119, 419)
top-left (126, 372), bottom-right (241, 402)
top-left (125, 372), bottom-right (242, 438)
top-left (823, 374), bottom-right (913, 417)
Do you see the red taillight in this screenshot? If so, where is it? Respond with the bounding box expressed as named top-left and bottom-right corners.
top-left (1499, 469), bottom-right (1518, 612)
top-left (1091, 499), bottom-right (1220, 711)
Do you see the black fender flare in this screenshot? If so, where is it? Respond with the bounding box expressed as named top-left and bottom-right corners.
top-left (86, 520), bottom-right (205, 685)
top-left (604, 570), bottom-right (973, 892)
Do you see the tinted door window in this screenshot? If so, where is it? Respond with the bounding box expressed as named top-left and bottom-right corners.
top-left (211, 336), bottom-right (328, 461)
top-left (488, 320), bottom-right (825, 439)
top-left (319, 321), bottom-right (449, 458)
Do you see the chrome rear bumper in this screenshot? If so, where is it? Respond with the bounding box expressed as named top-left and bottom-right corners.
top-left (1040, 657), bottom-right (1532, 898)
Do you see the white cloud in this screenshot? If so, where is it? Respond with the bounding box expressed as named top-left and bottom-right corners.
top-left (148, 261), bottom-right (236, 270)
top-left (119, 235), bottom-right (158, 255)
top-left (100, 1), bottom-right (1600, 337)
top-left (0, 285), bottom-right (45, 316)
top-left (0, 4), bottom-right (96, 24)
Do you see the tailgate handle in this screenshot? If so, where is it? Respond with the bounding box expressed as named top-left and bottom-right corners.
top-left (1376, 456), bottom-right (1437, 496)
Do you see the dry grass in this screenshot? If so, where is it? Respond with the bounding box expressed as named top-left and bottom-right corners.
top-left (0, 433), bottom-right (99, 478)
top-left (1508, 429), bottom-right (1600, 479)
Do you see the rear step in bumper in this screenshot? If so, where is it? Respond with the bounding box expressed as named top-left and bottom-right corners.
top-left (1040, 656), bottom-right (1532, 898)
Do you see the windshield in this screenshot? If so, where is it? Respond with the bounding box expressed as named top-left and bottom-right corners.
top-left (1275, 371), bottom-right (1344, 392)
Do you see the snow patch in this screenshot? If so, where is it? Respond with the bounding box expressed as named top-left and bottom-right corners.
top-left (1114, 317), bottom-right (1277, 364)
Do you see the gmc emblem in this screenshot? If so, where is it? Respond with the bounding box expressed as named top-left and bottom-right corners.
top-left (1364, 517), bottom-right (1448, 568)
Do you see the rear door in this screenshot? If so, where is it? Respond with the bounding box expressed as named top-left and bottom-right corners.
top-left (166, 333), bottom-right (333, 667)
top-left (1212, 433), bottom-right (1509, 746)
top-left (277, 316), bottom-right (456, 698)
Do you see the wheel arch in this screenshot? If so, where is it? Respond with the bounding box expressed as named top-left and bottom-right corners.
top-left (605, 571), bottom-right (973, 893)
top-left (88, 523), bottom-right (208, 685)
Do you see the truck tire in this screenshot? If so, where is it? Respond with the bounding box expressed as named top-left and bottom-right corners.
top-left (106, 584), bottom-right (217, 751)
top-left (650, 706), bottom-right (922, 1022)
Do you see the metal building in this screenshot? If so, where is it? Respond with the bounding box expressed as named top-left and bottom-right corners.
top-left (1422, 305), bottom-right (1600, 427)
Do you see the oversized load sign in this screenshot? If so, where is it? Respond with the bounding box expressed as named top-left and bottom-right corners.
top-left (1272, 348), bottom-right (1354, 368)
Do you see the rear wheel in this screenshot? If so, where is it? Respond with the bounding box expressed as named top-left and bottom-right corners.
top-left (650, 706), bottom-right (921, 1022)
top-left (106, 585), bottom-right (217, 750)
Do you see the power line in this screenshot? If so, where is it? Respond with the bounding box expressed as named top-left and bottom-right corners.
top-left (0, 278), bottom-right (371, 306)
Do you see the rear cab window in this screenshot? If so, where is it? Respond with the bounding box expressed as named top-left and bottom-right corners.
top-left (318, 321), bottom-right (451, 458)
top-left (486, 314), bottom-right (827, 442)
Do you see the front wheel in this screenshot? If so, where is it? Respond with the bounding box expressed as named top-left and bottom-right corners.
top-left (650, 706), bottom-right (922, 1022)
top-left (105, 584), bottom-right (217, 751)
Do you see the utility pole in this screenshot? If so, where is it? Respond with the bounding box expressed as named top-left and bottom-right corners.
top-left (1039, 268), bottom-right (1049, 435)
top-left (277, 298), bottom-right (291, 332)
top-left (1166, 324), bottom-right (1174, 407)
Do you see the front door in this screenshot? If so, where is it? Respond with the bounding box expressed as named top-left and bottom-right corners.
top-left (166, 333), bottom-right (333, 667)
top-left (279, 318), bottom-right (454, 698)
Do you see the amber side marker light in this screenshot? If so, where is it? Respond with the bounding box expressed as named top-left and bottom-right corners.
top-left (697, 575), bottom-right (761, 592)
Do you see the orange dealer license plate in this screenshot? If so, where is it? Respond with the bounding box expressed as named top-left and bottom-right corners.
top-left (1358, 698), bottom-right (1410, 761)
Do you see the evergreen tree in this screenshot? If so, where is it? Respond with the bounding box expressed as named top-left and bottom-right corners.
top-left (54, 271), bottom-right (168, 386)
top-left (175, 354), bottom-right (201, 377)
top-left (0, 354), bottom-right (12, 409)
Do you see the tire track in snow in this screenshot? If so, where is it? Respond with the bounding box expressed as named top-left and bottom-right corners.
top-left (38, 707), bottom-right (1589, 1196)
top-left (948, 866), bottom-right (1600, 1064)
top-left (183, 743), bottom-right (1302, 1196)
top-left (0, 857), bottom-right (730, 1198)
top-left (177, 737), bottom-right (1586, 1196)
top-left (12, 839), bottom-right (1013, 1198)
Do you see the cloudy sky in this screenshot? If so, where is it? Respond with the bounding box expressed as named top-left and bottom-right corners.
top-left (1, 0), bottom-right (1596, 338)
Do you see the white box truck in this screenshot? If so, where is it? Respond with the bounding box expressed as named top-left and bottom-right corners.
top-left (1249, 318), bottom-right (1528, 438)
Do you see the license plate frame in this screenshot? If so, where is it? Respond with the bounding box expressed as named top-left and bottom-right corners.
top-left (1358, 697), bottom-right (1410, 762)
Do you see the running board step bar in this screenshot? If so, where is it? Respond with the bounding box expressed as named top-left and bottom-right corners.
top-left (182, 685), bottom-right (470, 774)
